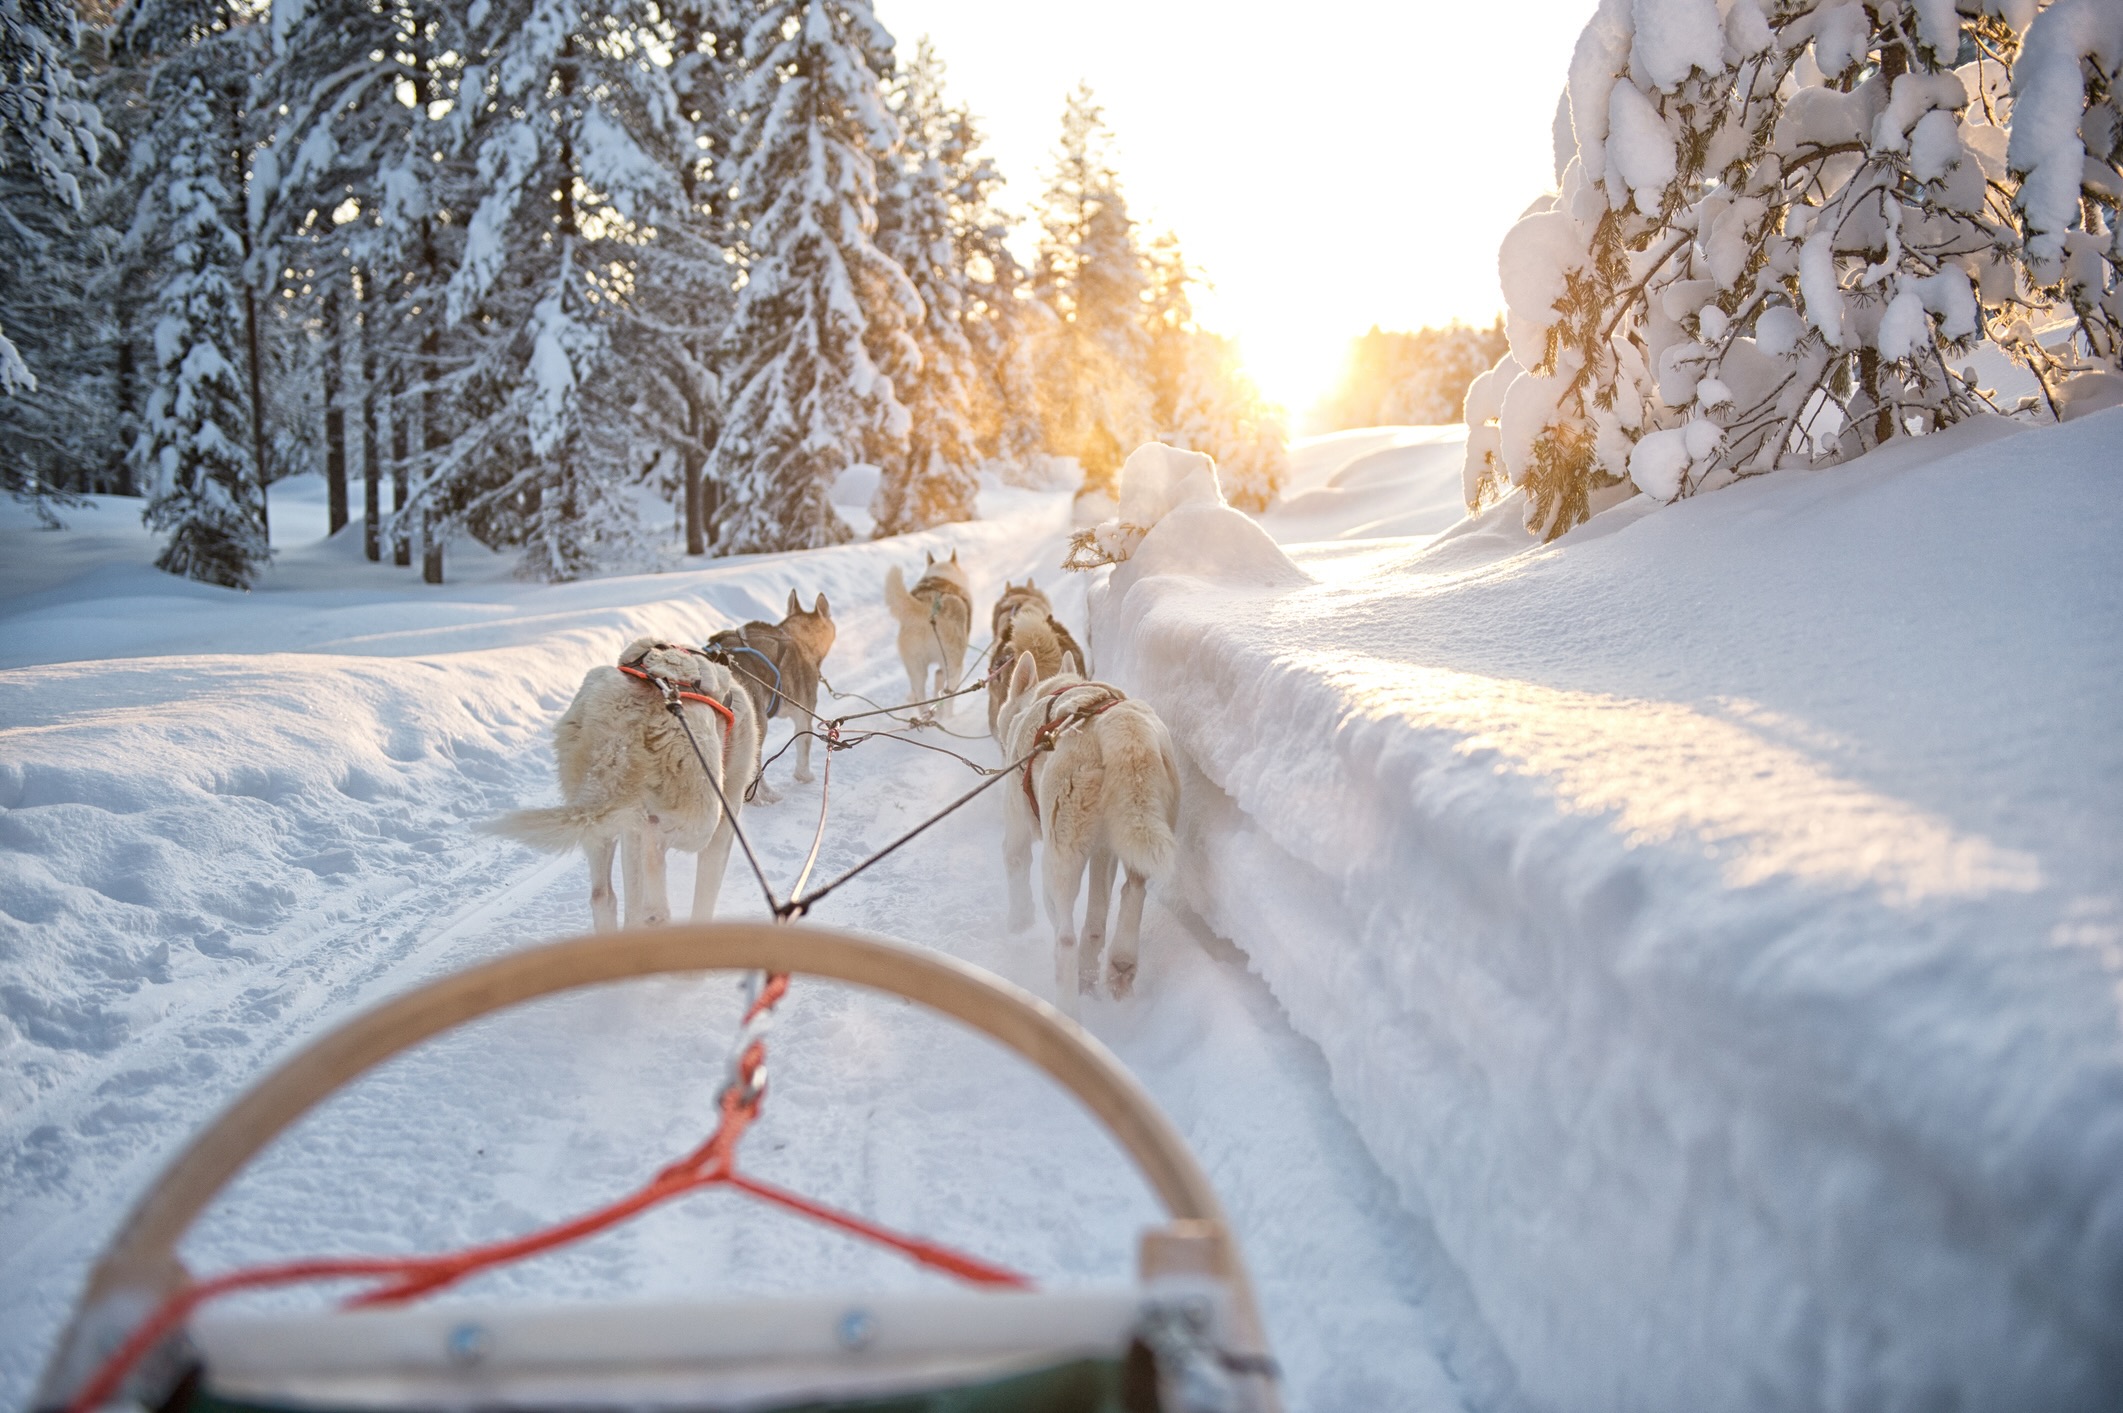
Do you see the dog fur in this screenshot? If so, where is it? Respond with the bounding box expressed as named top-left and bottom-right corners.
top-left (995, 650), bottom-right (1181, 1012)
top-left (490, 639), bottom-right (762, 932)
top-left (884, 549), bottom-right (973, 707)
top-left (704, 590), bottom-right (835, 802)
top-left (986, 580), bottom-right (1084, 734)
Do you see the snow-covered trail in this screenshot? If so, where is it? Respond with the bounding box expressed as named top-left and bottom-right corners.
top-left (0, 496), bottom-right (1514, 1411)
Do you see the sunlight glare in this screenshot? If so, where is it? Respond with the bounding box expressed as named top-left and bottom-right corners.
top-left (882, 0), bottom-right (1594, 423)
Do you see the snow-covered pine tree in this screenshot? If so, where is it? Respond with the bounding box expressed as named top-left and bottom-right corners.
top-left (572, 0), bottom-right (743, 560)
top-left (925, 85), bottom-right (1041, 471)
top-left (0, 0), bottom-right (116, 519)
top-left (136, 67), bottom-right (269, 587)
top-left (1141, 230), bottom-right (1195, 435)
top-left (1033, 84), bottom-right (1151, 491)
top-left (2007, 0), bottom-right (2123, 381)
top-left (629, 0), bottom-right (743, 556)
top-left (0, 0), bottom-right (105, 395)
top-left (870, 41), bottom-right (980, 536)
top-left (710, 0), bottom-right (920, 552)
top-left (254, 0), bottom-right (437, 549)
top-left (115, 0), bottom-right (278, 549)
top-left (1477, 0), bottom-right (2039, 538)
top-left (1170, 332), bottom-right (1288, 512)
top-left (406, 0), bottom-right (702, 580)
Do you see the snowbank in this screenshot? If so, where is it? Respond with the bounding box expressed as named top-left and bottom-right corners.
top-left (1265, 426), bottom-right (1470, 544)
top-left (1091, 415), bottom-right (2123, 1408)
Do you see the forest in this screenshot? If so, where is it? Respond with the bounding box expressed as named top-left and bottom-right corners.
top-left (0, 0), bottom-right (1286, 586)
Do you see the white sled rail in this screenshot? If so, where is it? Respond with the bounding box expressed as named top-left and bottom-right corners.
top-left (48, 922), bottom-right (1271, 1405)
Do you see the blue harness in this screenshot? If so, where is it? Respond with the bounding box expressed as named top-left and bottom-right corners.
top-left (709, 635), bottom-right (784, 718)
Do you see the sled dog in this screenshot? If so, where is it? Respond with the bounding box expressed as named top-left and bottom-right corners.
top-left (987, 580), bottom-right (1083, 735)
top-left (704, 590), bottom-right (835, 802)
top-left (987, 604), bottom-right (1076, 737)
top-left (884, 549), bottom-right (973, 708)
top-left (490, 639), bottom-right (762, 932)
top-left (995, 650), bottom-right (1181, 1011)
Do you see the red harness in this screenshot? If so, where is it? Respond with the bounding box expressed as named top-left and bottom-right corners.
top-left (620, 660), bottom-right (736, 767)
top-left (1019, 682), bottom-right (1126, 834)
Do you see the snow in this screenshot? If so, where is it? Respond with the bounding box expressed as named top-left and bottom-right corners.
top-left (1604, 79), bottom-right (1677, 203)
top-left (1627, 0), bottom-right (1723, 91)
top-left (0, 483), bottom-right (1504, 1412)
top-left (1263, 427), bottom-right (1470, 544)
top-left (9, 408), bottom-right (2121, 1410)
top-left (2008, 0), bottom-right (2123, 273)
top-left (1091, 413), bottom-right (2123, 1408)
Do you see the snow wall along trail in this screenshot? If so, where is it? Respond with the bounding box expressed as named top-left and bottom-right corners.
top-left (1087, 416), bottom-right (2123, 1412)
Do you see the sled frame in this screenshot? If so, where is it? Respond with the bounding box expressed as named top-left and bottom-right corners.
top-left (39, 922), bottom-right (1274, 1410)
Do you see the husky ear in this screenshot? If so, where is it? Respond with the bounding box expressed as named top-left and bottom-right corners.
top-left (1008, 650), bottom-right (1038, 702)
top-left (814, 592), bottom-right (829, 617)
top-left (1062, 649), bottom-right (1082, 677)
top-left (925, 550), bottom-right (934, 565)
top-left (949, 548), bottom-right (960, 563)
top-left (786, 589), bottom-right (800, 616)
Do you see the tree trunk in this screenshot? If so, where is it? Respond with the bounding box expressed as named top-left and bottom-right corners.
top-left (323, 291), bottom-right (348, 535)
top-left (684, 447), bottom-right (707, 554)
top-left (420, 218), bottom-right (445, 585)
top-left (362, 349), bottom-right (381, 561)
top-left (392, 392), bottom-right (411, 566)
top-left (113, 335), bottom-right (137, 496)
top-left (225, 74), bottom-right (271, 539)
top-left (244, 288), bottom-right (270, 538)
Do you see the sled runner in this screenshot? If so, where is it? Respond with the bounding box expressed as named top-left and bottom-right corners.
top-left (36, 923), bottom-right (1279, 1413)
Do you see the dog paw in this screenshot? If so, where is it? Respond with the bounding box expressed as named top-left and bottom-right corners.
top-left (1007, 905), bottom-right (1034, 932)
top-left (791, 768), bottom-right (815, 784)
top-left (1106, 959), bottom-right (1136, 999)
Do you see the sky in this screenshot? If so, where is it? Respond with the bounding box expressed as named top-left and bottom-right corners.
top-left (878, 0), bottom-right (1595, 419)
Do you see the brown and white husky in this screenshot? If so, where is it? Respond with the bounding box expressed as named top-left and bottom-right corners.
top-left (704, 590), bottom-right (835, 802)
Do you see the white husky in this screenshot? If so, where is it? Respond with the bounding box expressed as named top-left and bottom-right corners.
top-left (995, 650), bottom-right (1181, 1010)
top-left (491, 639), bottom-right (762, 932)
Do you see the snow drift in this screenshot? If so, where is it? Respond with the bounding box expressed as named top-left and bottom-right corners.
top-left (1090, 414), bottom-right (2123, 1409)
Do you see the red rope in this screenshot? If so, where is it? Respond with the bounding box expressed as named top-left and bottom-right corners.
top-left (62, 1019), bottom-right (1029, 1413)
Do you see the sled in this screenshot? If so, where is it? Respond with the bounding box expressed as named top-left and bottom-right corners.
top-left (35, 923), bottom-right (1279, 1413)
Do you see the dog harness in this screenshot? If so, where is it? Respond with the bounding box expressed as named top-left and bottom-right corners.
top-left (1019, 682), bottom-right (1126, 838)
top-left (911, 574), bottom-right (971, 624)
top-left (704, 627), bottom-right (785, 718)
top-left (618, 646), bottom-right (736, 767)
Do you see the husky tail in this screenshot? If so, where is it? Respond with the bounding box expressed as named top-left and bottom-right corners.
top-left (1097, 703), bottom-right (1181, 880)
top-left (483, 804), bottom-right (608, 852)
top-left (884, 564), bottom-right (918, 621)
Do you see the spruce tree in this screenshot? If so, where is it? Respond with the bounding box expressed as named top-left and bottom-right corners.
top-left (0, 0), bottom-right (115, 518)
top-left (398, 0), bottom-right (706, 580)
top-left (928, 92), bottom-right (1042, 471)
top-left (138, 69), bottom-right (269, 587)
top-left (871, 42), bottom-right (980, 536)
top-left (2007, 0), bottom-right (2123, 376)
top-left (1478, 0), bottom-right (2045, 537)
top-left (710, 0), bottom-right (920, 552)
top-left (1034, 85), bottom-right (1151, 491)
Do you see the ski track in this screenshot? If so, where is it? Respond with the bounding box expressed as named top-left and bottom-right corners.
top-left (0, 528), bottom-right (1517, 1413)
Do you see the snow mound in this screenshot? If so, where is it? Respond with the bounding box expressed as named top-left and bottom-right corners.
top-left (1092, 409), bottom-right (2123, 1409)
top-left (1265, 430), bottom-right (1471, 544)
top-left (1089, 442), bottom-right (1308, 591)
